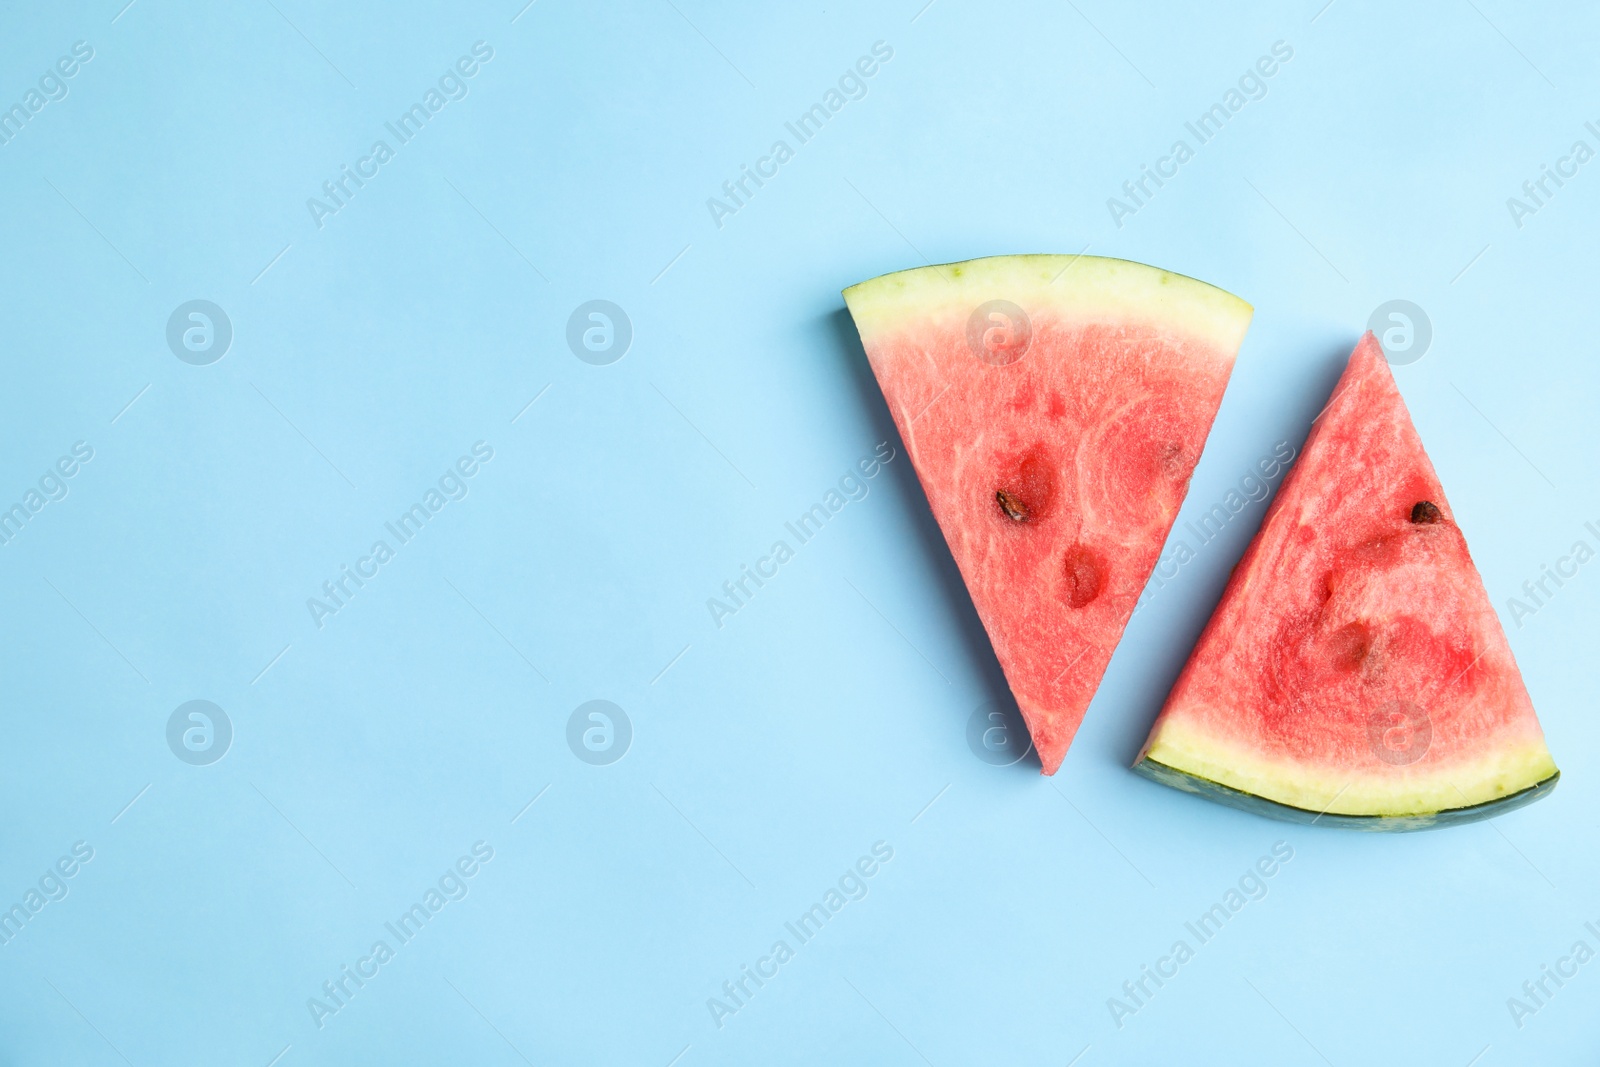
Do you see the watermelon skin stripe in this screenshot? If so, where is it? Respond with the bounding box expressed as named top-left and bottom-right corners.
top-left (1133, 757), bottom-right (1559, 832)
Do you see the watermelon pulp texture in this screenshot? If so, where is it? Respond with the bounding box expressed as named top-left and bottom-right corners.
top-left (1136, 333), bottom-right (1558, 827)
top-left (843, 255), bottom-right (1252, 774)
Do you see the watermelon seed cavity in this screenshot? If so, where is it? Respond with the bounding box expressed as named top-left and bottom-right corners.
top-left (1062, 545), bottom-right (1105, 608)
top-left (1329, 621), bottom-right (1372, 672)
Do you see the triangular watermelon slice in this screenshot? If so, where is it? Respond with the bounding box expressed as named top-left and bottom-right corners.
top-left (843, 254), bottom-right (1252, 774)
top-left (1135, 332), bottom-right (1559, 829)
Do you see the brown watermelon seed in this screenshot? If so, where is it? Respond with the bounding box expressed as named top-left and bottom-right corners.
top-left (996, 489), bottom-right (1029, 522)
top-left (1410, 500), bottom-right (1443, 525)
top-left (1062, 545), bottom-right (1104, 608)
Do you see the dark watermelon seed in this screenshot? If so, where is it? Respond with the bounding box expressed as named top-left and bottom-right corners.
top-left (996, 489), bottom-right (1029, 522)
top-left (1410, 500), bottom-right (1443, 525)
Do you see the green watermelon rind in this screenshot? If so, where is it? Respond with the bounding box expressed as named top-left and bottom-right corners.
top-left (1132, 756), bottom-right (1560, 832)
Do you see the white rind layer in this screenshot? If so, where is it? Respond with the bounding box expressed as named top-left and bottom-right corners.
top-left (1143, 714), bottom-right (1559, 816)
top-left (842, 254), bottom-right (1253, 357)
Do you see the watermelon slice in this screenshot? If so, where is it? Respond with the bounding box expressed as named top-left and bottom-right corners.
top-left (1135, 333), bottom-right (1559, 829)
top-left (843, 254), bottom-right (1252, 774)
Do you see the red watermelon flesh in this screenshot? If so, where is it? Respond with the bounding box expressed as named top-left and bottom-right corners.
top-left (1136, 333), bottom-right (1558, 827)
top-left (843, 255), bottom-right (1252, 774)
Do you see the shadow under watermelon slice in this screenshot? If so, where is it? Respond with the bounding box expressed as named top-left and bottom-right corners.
top-left (1135, 333), bottom-right (1560, 829)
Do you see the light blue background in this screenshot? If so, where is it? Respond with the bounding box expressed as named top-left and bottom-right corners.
top-left (1, 1), bottom-right (1596, 1063)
